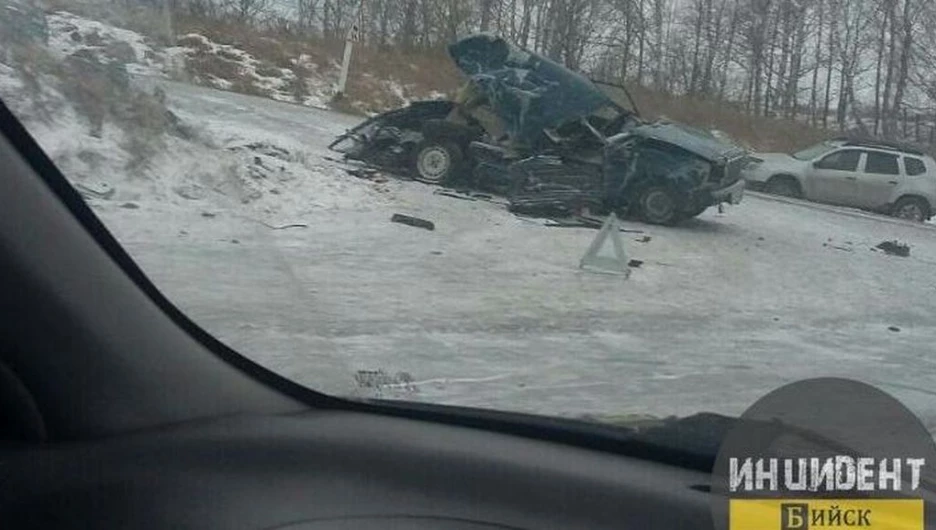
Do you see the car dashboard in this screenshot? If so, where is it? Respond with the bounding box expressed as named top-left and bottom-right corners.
top-left (0, 410), bottom-right (716, 529)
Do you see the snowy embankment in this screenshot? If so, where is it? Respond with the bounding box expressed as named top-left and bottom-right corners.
top-left (1, 7), bottom-right (391, 226)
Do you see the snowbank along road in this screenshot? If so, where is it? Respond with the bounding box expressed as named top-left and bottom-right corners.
top-left (82, 80), bottom-right (936, 429)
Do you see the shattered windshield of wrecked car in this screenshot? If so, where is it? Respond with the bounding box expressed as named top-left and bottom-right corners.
top-left (4, 0), bottom-right (936, 439)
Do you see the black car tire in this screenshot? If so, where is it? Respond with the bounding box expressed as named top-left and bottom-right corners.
top-left (413, 140), bottom-right (464, 185)
top-left (638, 187), bottom-right (681, 225)
top-left (892, 196), bottom-right (931, 222)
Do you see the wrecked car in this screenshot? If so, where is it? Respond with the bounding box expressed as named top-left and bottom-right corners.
top-left (329, 34), bottom-right (747, 224)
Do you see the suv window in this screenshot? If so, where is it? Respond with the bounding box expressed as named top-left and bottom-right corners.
top-left (905, 157), bottom-right (927, 176)
top-left (816, 150), bottom-right (861, 171)
top-left (864, 152), bottom-right (900, 175)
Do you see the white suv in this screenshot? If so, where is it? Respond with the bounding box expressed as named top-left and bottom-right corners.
top-left (742, 139), bottom-right (936, 222)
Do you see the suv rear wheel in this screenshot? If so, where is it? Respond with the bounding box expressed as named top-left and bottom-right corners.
top-left (892, 196), bottom-right (930, 222)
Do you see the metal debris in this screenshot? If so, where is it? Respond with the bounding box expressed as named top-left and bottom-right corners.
top-left (391, 213), bottom-right (435, 231)
top-left (875, 240), bottom-right (910, 257)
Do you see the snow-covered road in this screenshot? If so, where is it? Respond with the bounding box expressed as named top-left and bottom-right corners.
top-left (94, 81), bottom-right (936, 428)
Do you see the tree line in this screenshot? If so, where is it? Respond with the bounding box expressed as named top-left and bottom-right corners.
top-left (169, 0), bottom-right (936, 145)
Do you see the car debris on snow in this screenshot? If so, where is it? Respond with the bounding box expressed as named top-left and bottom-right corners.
top-left (434, 189), bottom-right (478, 201)
top-left (391, 213), bottom-right (435, 231)
top-left (542, 218), bottom-right (595, 228)
top-left (822, 242), bottom-right (853, 252)
top-left (242, 216), bottom-right (309, 230)
top-left (347, 167), bottom-right (392, 183)
top-left (345, 167), bottom-right (382, 180)
top-left (354, 370), bottom-right (418, 395)
top-left (875, 240), bottom-right (910, 257)
top-left (264, 223), bottom-right (309, 230)
top-left (433, 189), bottom-right (503, 204)
top-left (541, 216), bottom-right (644, 232)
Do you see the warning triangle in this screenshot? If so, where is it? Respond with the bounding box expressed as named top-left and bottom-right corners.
top-left (579, 213), bottom-right (630, 276)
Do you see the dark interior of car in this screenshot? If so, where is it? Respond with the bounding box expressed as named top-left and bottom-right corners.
top-left (0, 99), bottom-right (718, 529)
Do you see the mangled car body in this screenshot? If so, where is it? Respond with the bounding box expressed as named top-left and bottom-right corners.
top-left (329, 34), bottom-right (747, 224)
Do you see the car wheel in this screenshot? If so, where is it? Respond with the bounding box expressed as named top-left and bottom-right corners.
top-left (414, 140), bottom-right (463, 185)
top-left (638, 187), bottom-right (680, 225)
top-left (892, 196), bottom-right (930, 222)
top-left (764, 175), bottom-right (801, 198)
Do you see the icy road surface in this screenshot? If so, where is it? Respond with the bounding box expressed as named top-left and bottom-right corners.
top-left (95, 81), bottom-right (936, 427)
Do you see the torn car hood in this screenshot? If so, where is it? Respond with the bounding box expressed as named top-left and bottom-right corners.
top-left (448, 34), bottom-right (612, 145)
top-left (618, 121), bottom-right (747, 162)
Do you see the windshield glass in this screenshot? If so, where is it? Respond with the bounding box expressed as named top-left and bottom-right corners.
top-left (792, 142), bottom-right (837, 160)
top-left (3, 0), bottom-right (936, 437)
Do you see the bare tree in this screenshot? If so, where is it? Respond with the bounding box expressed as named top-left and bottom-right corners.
top-left (888, 0), bottom-right (920, 138)
top-left (321, 0), bottom-right (357, 39)
top-left (295, 0), bottom-right (320, 32)
top-left (228, 0), bottom-right (269, 23)
top-left (167, 0), bottom-right (936, 147)
top-left (808, 0), bottom-right (823, 126)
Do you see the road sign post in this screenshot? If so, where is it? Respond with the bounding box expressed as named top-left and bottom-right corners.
top-left (336, 37), bottom-right (354, 96)
top-left (335, 0), bottom-right (364, 98)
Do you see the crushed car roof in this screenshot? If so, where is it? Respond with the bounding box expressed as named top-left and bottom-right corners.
top-left (447, 34), bottom-right (613, 145)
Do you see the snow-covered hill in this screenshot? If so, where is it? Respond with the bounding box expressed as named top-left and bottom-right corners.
top-left (0, 3), bottom-right (392, 225)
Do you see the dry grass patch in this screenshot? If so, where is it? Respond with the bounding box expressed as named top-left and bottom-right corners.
top-left (184, 50), bottom-right (242, 80)
top-left (47, 7), bottom-right (830, 151)
top-left (172, 15), bottom-right (462, 113)
top-left (628, 86), bottom-right (832, 152)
